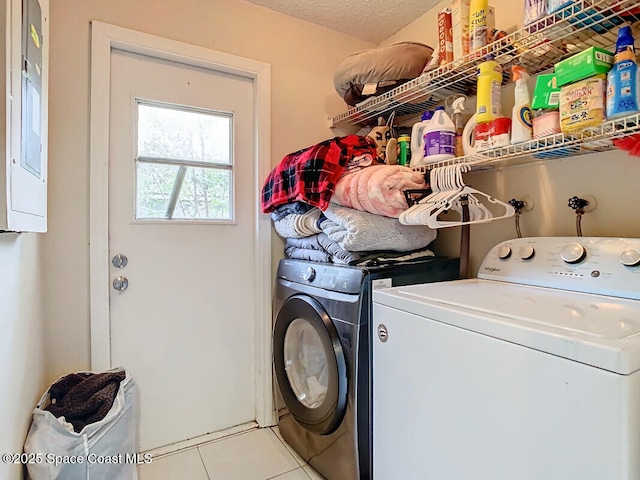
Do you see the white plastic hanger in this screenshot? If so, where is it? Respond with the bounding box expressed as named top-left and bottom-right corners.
top-left (425, 184), bottom-right (515, 228)
top-left (401, 165), bottom-right (463, 225)
top-left (400, 163), bottom-right (514, 228)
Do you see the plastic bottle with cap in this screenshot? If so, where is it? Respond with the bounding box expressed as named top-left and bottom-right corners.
top-left (511, 65), bottom-right (533, 144)
top-left (398, 134), bottom-right (411, 166)
top-left (422, 106), bottom-right (456, 164)
top-left (476, 58), bottom-right (503, 124)
top-left (607, 24), bottom-right (640, 120)
top-left (451, 96), bottom-right (467, 157)
top-left (410, 111), bottom-right (433, 167)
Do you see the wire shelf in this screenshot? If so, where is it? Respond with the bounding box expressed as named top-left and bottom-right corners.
top-left (330, 0), bottom-right (640, 128)
top-left (409, 112), bottom-right (640, 172)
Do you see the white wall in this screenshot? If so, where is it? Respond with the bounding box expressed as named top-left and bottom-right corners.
top-left (44, 0), bottom-right (373, 378)
top-left (383, 0), bottom-right (640, 274)
top-left (0, 234), bottom-right (45, 480)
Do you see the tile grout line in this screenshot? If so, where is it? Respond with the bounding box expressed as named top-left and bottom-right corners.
top-left (269, 427), bottom-right (316, 479)
top-left (196, 446), bottom-right (211, 480)
top-left (269, 426), bottom-right (307, 468)
top-left (264, 466), bottom-right (308, 480)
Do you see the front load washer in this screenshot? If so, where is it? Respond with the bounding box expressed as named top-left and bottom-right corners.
top-left (273, 256), bottom-right (460, 480)
top-left (373, 237), bottom-right (640, 480)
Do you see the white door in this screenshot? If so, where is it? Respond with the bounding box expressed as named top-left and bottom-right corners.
top-left (107, 47), bottom-right (259, 451)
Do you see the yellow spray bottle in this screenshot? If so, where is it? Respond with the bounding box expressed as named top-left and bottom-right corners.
top-left (476, 58), bottom-right (503, 124)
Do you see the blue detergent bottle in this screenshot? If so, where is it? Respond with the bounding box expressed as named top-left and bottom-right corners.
top-left (607, 25), bottom-right (640, 120)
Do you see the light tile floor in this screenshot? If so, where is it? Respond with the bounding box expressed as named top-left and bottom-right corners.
top-left (137, 427), bottom-right (325, 480)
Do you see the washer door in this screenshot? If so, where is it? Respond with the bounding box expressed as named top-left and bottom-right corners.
top-left (273, 294), bottom-right (348, 435)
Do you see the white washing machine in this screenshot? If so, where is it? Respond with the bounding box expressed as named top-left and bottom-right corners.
top-left (372, 237), bottom-right (640, 480)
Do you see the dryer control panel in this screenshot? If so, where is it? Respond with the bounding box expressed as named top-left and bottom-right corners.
top-left (479, 237), bottom-right (640, 300)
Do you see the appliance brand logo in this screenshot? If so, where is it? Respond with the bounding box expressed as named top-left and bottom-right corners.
top-left (483, 266), bottom-right (501, 272)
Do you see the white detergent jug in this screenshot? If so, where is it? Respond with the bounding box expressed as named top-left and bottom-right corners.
top-left (422, 106), bottom-right (456, 164)
top-left (410, 111), bottom-right (433, 167)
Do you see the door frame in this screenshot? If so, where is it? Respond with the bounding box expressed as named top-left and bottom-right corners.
top-left (88, 21), bottom-right (273, 426)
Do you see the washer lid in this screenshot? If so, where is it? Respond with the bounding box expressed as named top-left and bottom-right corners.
top-left (373, 279), bottom-right (640, 374)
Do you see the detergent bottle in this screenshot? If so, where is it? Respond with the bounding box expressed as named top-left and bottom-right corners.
top-left (423, 106), bottom-right (456, 164)
top-left (511, 65), bottom-right (533, 144)
top-left (607, 24), bottom-right (640, 120)
top-left (410, 111), bottom-right (434, 167)
top-left (476, 58), bottom-right (503, 124)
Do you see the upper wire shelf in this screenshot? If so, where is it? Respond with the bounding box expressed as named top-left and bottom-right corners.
top-left (409, 112), bottom-right (640, 172)
top-left (329, 0), bottom-right (640, 128)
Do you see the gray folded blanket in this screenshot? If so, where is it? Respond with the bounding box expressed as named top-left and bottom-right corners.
top-left (285, 233), bottom-right (436, 267)
top-left (317, 233), bottom-right (362, 264)
top-left (321, 204), bottom-right (436, 252)
top-left (284, 246), bottom-right (331, 263)
top-left (285, 236), bottom-right (331, 263)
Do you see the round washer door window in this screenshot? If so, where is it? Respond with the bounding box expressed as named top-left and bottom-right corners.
top-left (274, 294), bottom-right (348, 435)
top-left (284, 318), bottom-right (329, 409)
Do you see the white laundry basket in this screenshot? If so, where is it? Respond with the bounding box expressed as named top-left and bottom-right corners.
top-left (24, 370), bottom-right (138, 480)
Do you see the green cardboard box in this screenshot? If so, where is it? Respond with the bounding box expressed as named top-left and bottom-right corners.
top-left (532, 74), bottom-right (561, 110)
top-left (554, 46), bottom-right (614, 87)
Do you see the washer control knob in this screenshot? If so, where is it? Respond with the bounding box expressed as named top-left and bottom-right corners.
top-left (497, 245), bottom-right (512, 259)
top-left (561, 242), bottom-right (586, 264)
top-left (620, 249), bottom-right (640, 267)
top-left (303, 267), bottom-right (316, 282)
top-left (519, 245), bottom-right (535, 260)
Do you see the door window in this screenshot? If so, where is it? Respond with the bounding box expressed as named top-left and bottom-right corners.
top-left (135, 101), bottom-right (233, 221)
top-left (283, 318), bottom-right (329, 409)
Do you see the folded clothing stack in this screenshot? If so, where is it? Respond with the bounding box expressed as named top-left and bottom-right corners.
top-left (262, 136), bottom-right (436, 267)
top-left (282, 204), bottom-right (436, 266)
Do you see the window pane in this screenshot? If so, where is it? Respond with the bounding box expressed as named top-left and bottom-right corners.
top-left (136, 163), bottom-right (232, 221)
top-left (136, 163), bottom-right (180, 219)
top-left (137, 103), bottom-right (231, 165)
top-left (173, 167), bottom-right (231, 220)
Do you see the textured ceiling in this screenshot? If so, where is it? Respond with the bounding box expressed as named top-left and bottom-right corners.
top-left (244, 0), bottom-right (443, 44)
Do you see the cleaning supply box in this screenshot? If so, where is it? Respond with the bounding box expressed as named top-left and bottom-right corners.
top-left (469, 0), bottom-right (489, 56)
top-left (451, 0), bottom-right (471, 62)
top-left (560, 76), bottom-right (606, 134)
top-left (554, 46), bottom-right (614, 87)
top-left (532, 74), bottom-right (561, 110)
top-left (532, 74), bottom-right (561, 139)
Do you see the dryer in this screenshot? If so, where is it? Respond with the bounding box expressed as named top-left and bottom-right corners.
top-left (273, 256), bottom-right (460, 480)
top-left (373, 237), bottom-right (640, 480)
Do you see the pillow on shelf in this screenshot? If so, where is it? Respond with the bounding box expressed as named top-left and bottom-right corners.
top-left (333, 42), bottom-right (434, 107)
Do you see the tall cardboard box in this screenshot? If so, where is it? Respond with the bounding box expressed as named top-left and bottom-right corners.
top-left (451, 0), bottom-right (471, 62)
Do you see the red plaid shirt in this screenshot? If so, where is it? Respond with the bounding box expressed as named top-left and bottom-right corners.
top-left (261, 135), bottom-right (377, 213)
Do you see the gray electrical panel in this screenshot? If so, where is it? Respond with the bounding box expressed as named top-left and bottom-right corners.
top-left (20, 0), bottom-right (43, 178)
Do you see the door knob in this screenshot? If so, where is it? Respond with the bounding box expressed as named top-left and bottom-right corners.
top-left (112, 254), bottom-right (128, 268)
top-left (113, 276), bottom-right (129, 292)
